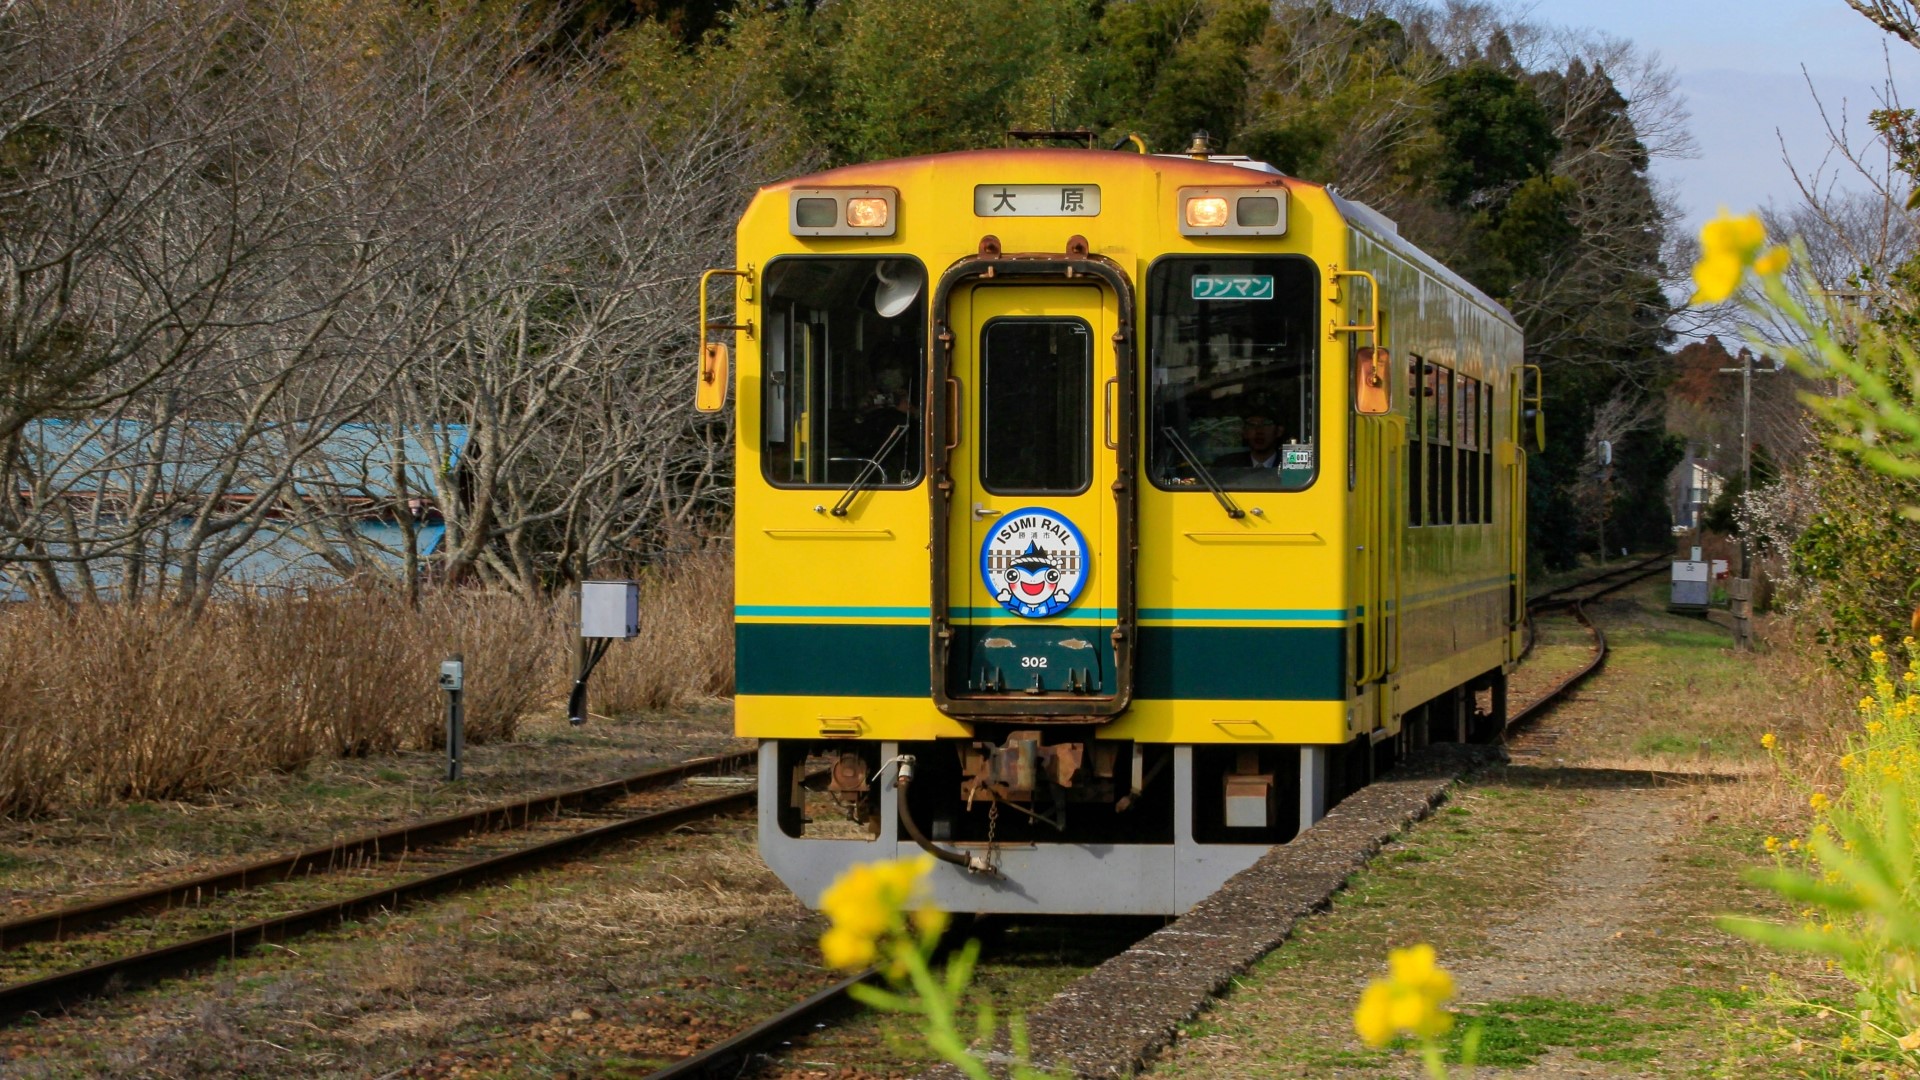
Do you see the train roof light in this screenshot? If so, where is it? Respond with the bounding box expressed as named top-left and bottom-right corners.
top-left (1178, 187), bottom-right (1288, 237)
top-left (789, 187), bottom-right (898, 238)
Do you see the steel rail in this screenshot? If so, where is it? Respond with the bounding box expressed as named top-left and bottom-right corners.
top-left (0, 749), bottom-right (757, 950)
top-left (0, 777), bottom-right (758, 1024)
top-left (1509, 560), bottom-right (1667, 727)
top-left (636, 915), bottom-right (1005, 1080)
top-left (640, 970), bottom-right (878, 1080)
top-left (1527, 553), bottom-right (1669, 609)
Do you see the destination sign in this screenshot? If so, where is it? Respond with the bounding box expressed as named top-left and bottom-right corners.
top-left (1191, 274), bottom-right (1274, 300)
top-left (973, 184), bottom-right (1101, 217)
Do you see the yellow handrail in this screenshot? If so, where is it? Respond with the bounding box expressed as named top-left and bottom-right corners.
top-left (1329, 268), bottom-right (1378, 337)
top-left (699, 266), bottom-right (756, 341)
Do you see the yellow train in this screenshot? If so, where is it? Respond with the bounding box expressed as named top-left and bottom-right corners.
top-left (696, 143), bottom-right (1535, 915)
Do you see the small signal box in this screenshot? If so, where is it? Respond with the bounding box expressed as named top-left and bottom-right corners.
top-left (580, 580), bottom-right (641, 639)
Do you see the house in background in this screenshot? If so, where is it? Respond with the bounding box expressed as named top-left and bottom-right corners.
top-left (4, 420), bottom-right (469, 599)
top-left (1668, 445), bottom-right (1725, 533)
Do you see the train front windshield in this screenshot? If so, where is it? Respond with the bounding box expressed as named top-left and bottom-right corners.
top-left (761, 257), bottom-right (927, 490)
top-left (1147, 256), bottom-right (1319, 492)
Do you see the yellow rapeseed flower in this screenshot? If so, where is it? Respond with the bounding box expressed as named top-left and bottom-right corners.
top-left (1840, 754), bottom-right (1857, 771)
top-left (817, 855), bottom-right (942, 971)
top-left (1354, 944), bottom-right (1456, 1047)
top-left (1692, 210), bottom-right (1770, 304)
top-left (1761, 732), bottom-right (1778, 750)
top-left (1810, 792), bottom-right (1831, 811)
top-left (1871, 635), bottom-right (1886, 648)
top-left (1764, 835), bottom-right (1782, 853)
top-left (1869, 720), bottom-right (1887, 735)
top-left (1753, 245), bottom-right (1790, 276)
top-left (1860, 697), bottom-right (1877, 714)
top-left (1873, 650), bottom-right (1890, 665)
top-left (1905, 671), bottom-right (1917, 684)
top-left (1790, 838), bottom-right (1805, 851)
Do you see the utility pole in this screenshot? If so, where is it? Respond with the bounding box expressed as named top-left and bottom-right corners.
top-left (1716, 347), bottom-right (1778, 648)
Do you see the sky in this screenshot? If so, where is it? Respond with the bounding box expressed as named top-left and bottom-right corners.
top-left (1518, 0), bottom-right (1920, 234)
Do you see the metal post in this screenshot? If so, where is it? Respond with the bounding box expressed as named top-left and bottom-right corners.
top-left (441, 653), bottom-right (465, 782)
top-left (1717, 349), bottom-right (1775, 650)
top-left (1739, 348), bottom-right (1752, 579)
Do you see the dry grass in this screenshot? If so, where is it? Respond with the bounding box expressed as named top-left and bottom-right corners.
top-left (589, 550), bottom-right (735, 712)
top-left (0, 591), bottom-right (555, 816)
top-left (0, 550), bottom-right (737, 818)
top-left (1692, 610), bottom-right (1860, 827)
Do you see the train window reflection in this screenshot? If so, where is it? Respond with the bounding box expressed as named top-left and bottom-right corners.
top-left (761, 257), bottom-right (926, 489)
top-left (1147, 257), bottom-right (1317, 492)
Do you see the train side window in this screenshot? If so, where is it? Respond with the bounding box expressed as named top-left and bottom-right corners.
top-left (760, 257), bottom-right (928, 490)
top-left (1146, 256), bottom-right (1318, 492)
top-left (1433, 366), bottom-right (1452, 525)
top-left (1407, 353), bottom-right (1425, 527)
top-left (1463, 379), bottom-right (1480, 524)
top-left (1450, 371), bottom-right (1464, 525)
top-left (1482, 382), bottom-right (1495, 523)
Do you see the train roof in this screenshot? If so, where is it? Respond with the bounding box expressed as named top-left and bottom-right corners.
top-left (762, 148), bottom-right (1519, 331)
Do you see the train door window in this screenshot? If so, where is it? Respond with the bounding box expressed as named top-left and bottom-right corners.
top-left (979, 318), bottom-right (1092, 494)
top-left (1147, 257), bottom-right (1318, 492)
top-left (761, 257), bottom-right (928, 490)
top-left (1407, 354), bottom-right (1424, 527)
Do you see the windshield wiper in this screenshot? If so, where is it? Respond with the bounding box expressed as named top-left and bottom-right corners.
top-left (832, 423), bottom-right (909, 516)
top-left (1161, 426), bottom-right (1244, 519)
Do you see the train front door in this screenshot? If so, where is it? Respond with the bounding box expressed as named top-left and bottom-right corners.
top-left (939, 283), bottom-right (1126, 709)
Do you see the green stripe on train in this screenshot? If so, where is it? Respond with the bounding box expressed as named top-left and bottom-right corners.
top-left (734, 623), bottom-right (1347, 701)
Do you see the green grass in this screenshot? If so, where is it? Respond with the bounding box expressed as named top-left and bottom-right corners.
top-left (1431, 987), bottom-right (1761, 1068)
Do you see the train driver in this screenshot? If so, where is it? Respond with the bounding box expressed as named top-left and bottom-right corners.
top-left (1212, 403), bottom-right (1286, 470)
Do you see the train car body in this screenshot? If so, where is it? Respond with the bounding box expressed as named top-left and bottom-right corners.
top-left (703, 147), bottom-right (1529, 916)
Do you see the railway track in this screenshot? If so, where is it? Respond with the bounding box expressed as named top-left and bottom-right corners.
top-left (0, 750), bottom-right (758, 1025)
top-left (1527, 552), bottom-right (1669, 611)
top-left (2, 558), bottom-right (1670, 1065)
top-left (1510, 554), bottom-right (1670, 727)
top-left (635, 557), bottom-right (1676, 1080)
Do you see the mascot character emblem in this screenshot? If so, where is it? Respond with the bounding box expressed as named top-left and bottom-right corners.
top-left (979, 508), bottom-right (1087, 618)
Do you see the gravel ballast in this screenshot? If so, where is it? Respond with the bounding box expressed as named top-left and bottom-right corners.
top-left (923, 743), bottom-right (1501, 1079)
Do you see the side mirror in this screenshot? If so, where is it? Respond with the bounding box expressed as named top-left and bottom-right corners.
top-left (1355, 346), bottom-right (1389, 415)
top-left (695, 266), bottom-right (753, 415)
top-left (697, 342), bottom-right (730, 413)
top-left (1521, 363), bottom-right (1545, 452)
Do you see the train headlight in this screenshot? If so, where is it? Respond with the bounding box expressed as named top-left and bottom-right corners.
top-left (789, 187), bottom-right (899, 237)
top-left (846, 197), bottom-right (890, 229)
top-left (1177, 187), bottom-right (1288, 236)
top-left (1184, 196), bottom-right (1230, 229)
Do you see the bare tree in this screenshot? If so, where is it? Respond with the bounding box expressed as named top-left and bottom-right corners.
top-left (1847, 0), bottom-right (1920, 48)
top-left (1572, 383), bottom-right (1661, 551)
top-left (0, 0), bottom-right (778, 606)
